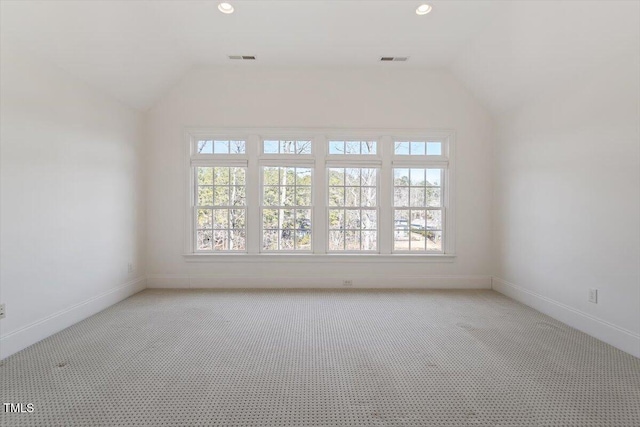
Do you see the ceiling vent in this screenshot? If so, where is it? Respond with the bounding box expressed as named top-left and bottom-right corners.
top-left (380, 56), bottom-right (409, 62)
top-left (229, 55), bottom-right (256, 60)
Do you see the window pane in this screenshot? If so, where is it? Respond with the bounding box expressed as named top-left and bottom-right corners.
top-left (329, 141), bottom-right (344, 154)
top-left (263, 186), bottom-right (279, 206)
top-left (329, 187), bottom-right (344, 206)
top-left (427, 231), bottom-right (442, 251)
top-left (280, 230), bottom-right (294, 250)
top-left (280, 140), bottom-right (295, 154)
top-left (296, 141), bottom-right (312, 154)
top-left (213, 230), bottom-right (228, 250)
top-left (410, 141), bottom-right (425, 155)
top-left (295, 230), bottom-right (311, 250)
top-left (197, 230), bottom-right (213, 250)
top-left (213, 140), bottom-right (229, 154)
top-left (263, 209), bottom-right (278, 229)
top-left (394, 187), bottom-right (409, 207)
top-left (345, 230), bottom-right (360, 250)
top-left (426, 142), bottom-right (442, 155)
top-left (427, 209), bottom-right (442, 229)
top-left (426, 169), bottom-right (441, 186)
top-left (296, 209), bottom-right (311, 229)
top-left (230, 140), bottom-right (246, 154)
top-left (410, 168), bottom-right (425, 185)
top-left (345, 141), bottom-right (360, 154)
top-left (345, 187), bottom-right (360, 207)
top-left (362, 210), bottom-right (377, 230)
top-left (328, 209), bottom-right (344, 229)
top-left (264, 140), bottom-right (279, 153)
top-left (198, 167), bottom-right (213, 185)
top-left (345, 168), bottom-right (360, 186)
top-left (231, 167), bottom-right (246, 185)
top-left (426, 188), bottom-right (442, 207)
top-left (213, 209), bottom-right (228, 229)
top-left (263, 167), bottom-right (279, 185)
top-left (214, 187), bottom-right (229, 205)
top-left (362, 141), bottom-right (376, 155)
top-left (296, 187), bottom-right (311, 206)
top-left (394, 168), bottom-right (409, 186)
top-left (395, 141), bottom-right (410, 155)
top-left (328, 168), bottom-right (344, 185)
top-left (282, 209), bottom-right (295, 229)
top-left (197, 209), bottom-right (212, 229)
top-left (361, 168), bottom-right (377, 186)
top-left (362, 231), bottom-right (377, 251)
top-left (198, 186), bottom-right (213, 206)
top-left (263, 230), bottom-right (278, 251)
top-left (229, 229), bottom-right (246, 251)
top-left (197, 140), bottom-right (213, 154)
top-left (346, 210), bottom-right (360, 229)
top-left (214, 167), bottom-right (229, 184)
top-left (361, 187), bottom-right (377, 207)
top-left (296, 168), bottom-right (312, 185)
top-left (230, 209), bottom-right (245, 229)
top-left (410, 187), bottom-right (425, 207)
top-left (329, 231), bottom-right (344, 251)
top-left (282, 186), bottom-right (296, 206)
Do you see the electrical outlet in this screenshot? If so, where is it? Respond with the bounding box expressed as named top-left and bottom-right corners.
top-left (343, 280), bottom-right (353, 287)
top-left (588, 288), bottom-right (598, 304)
top-left (0, 304), bottom-right (5, 319)
top-left (127, 263), bottom-right (134, 274)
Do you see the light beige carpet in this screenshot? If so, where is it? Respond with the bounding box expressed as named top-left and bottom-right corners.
top-left (1, 289), bottom-right (639, 426)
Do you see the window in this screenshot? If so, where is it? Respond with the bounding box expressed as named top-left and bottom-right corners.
top-left (263, 140), bottom-right (312, 155)
top-left (328, 140), bottom-right (377, 155)
top-left (197, 139), bottom-right (246, 154)
top-left (393, 168), bottom-right (443, 252)
top-left (195, 166), bottom-right (246, 251)
top-left (262, 167), bottom-right (313, 251)
top-left (187, 129), bottom-right (453, 257)
top-left (328, 168), bottom-right (378, 251)
top-left (394, 141), bottom-right (442, 156)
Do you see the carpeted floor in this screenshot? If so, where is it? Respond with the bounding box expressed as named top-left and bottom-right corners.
top-left (1, 289), bottom-right (639, 426)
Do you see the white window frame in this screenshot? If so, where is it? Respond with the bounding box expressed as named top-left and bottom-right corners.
top-left (184, 128), bottom-right (456, 262)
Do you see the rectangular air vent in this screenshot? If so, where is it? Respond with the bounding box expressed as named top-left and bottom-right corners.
top-left (229, 55), bottom-right (256, 60)
top-left (380, 56), bottom-right (409, 62)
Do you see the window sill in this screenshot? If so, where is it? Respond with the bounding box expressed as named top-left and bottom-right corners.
top-left (183, 253), bottom-right (456, 263)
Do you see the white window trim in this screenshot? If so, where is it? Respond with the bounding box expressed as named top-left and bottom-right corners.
top-left (183, 127), bottom-right (456, 260)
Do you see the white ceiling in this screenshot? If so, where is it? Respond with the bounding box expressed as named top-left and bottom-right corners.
top-left (1, 0), bottom-right (638, 112)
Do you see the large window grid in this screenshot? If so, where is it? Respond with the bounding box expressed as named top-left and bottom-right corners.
top-left (195, 166), bottom-right (246, 252)
top-left (187, 130), bottom-right (453, 256)
top-left (327, 167), bottom-right (378, 251)
top-left (261, 166), bottom-right (313, 251)
top-left (393, 168), bottom-right (443, 252)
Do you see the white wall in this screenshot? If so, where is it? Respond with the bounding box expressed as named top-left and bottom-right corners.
top-left (144, 66), bottom-right (494, 288)
top-left (492, 55), bottom-right (640, 357)
top-left (0, 49), bottom-right (146, 358)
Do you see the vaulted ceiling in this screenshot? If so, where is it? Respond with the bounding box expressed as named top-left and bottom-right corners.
top-left (2, 0), bottom-right (638, 113)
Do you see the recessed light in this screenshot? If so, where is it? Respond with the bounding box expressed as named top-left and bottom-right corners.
top-left (218, 2), bottom-right (234, 14)
top-left (416, 4), bottom-right (432, 15)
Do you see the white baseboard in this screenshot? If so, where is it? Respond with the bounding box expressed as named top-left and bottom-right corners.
top-left (146, 274), bottom-right (492, 289)
top-left (492, 277), bottom-right (640, 358)
top-left (0, 277), bottom-right (146, 360)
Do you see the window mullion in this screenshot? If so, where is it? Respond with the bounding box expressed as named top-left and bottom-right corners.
top-left (379, 135), bottom-right (393, 254)
top-left (246, 134), bottom-right (260, 254)
top-left (313, 135), bottom-right (327, 254)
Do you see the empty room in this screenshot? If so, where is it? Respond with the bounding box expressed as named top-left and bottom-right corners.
top-left (1, 0), bottom-right (639, 426)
